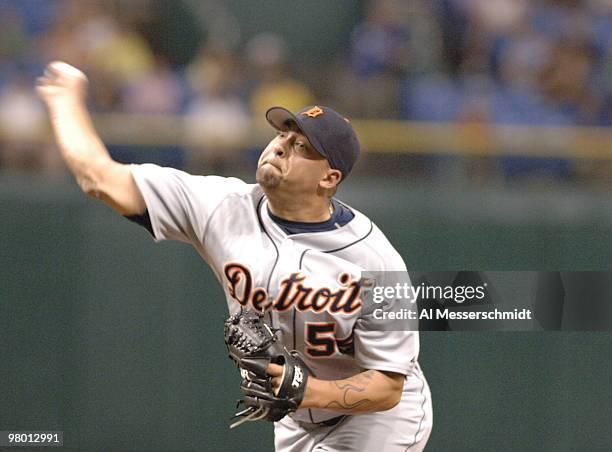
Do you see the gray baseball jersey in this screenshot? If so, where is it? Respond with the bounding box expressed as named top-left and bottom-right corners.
top-left (130, 164), bottom-right (432, 450)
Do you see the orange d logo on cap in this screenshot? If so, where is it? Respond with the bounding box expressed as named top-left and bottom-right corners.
top-left (302, 106), bottom-right (323, 118)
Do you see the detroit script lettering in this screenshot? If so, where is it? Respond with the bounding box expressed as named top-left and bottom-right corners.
top-left (224, 263), bottom-right (362, 314)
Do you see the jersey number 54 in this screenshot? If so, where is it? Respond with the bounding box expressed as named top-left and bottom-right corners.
top-left (305, 323), bottom-right (353, 357)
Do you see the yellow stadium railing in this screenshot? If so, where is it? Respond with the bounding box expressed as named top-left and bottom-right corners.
top-left (2, 114), bottom-right (611, 159)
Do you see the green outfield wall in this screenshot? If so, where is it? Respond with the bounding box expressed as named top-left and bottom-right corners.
top-left (1, 174), bottom-right (611, 451)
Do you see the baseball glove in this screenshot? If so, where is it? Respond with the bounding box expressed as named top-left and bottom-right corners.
top-left (224, 309), bottom-right (308, 428)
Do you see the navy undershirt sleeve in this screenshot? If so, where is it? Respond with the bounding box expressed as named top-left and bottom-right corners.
top-left (124, 209), bottom-right (154, 236)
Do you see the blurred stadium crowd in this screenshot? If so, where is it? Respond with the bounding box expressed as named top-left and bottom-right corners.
top-left (0, 0), bottom-right (610, 184)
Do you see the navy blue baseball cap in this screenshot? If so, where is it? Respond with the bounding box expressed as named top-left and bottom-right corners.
top-left (265, 105), bottom-right (360, 181)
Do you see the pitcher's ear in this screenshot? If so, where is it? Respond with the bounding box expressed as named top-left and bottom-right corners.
top-left (320, 168), bottom-right (342, 190)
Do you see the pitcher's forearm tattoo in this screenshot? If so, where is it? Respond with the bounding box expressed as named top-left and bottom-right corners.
top-left (323, 370), bottom-right (377, 410)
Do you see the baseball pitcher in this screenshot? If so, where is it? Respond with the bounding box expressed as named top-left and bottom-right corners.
top-left (37, 61), bottom-right (432, 451)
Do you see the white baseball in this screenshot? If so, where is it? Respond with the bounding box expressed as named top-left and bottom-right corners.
top-left (49, 61), bottom-right (88, 81)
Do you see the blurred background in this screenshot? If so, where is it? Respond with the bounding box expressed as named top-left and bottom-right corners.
top-left (0, 0), bottom-right (610, 181)
top-left (1, 0), bottom-right (611, 451)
